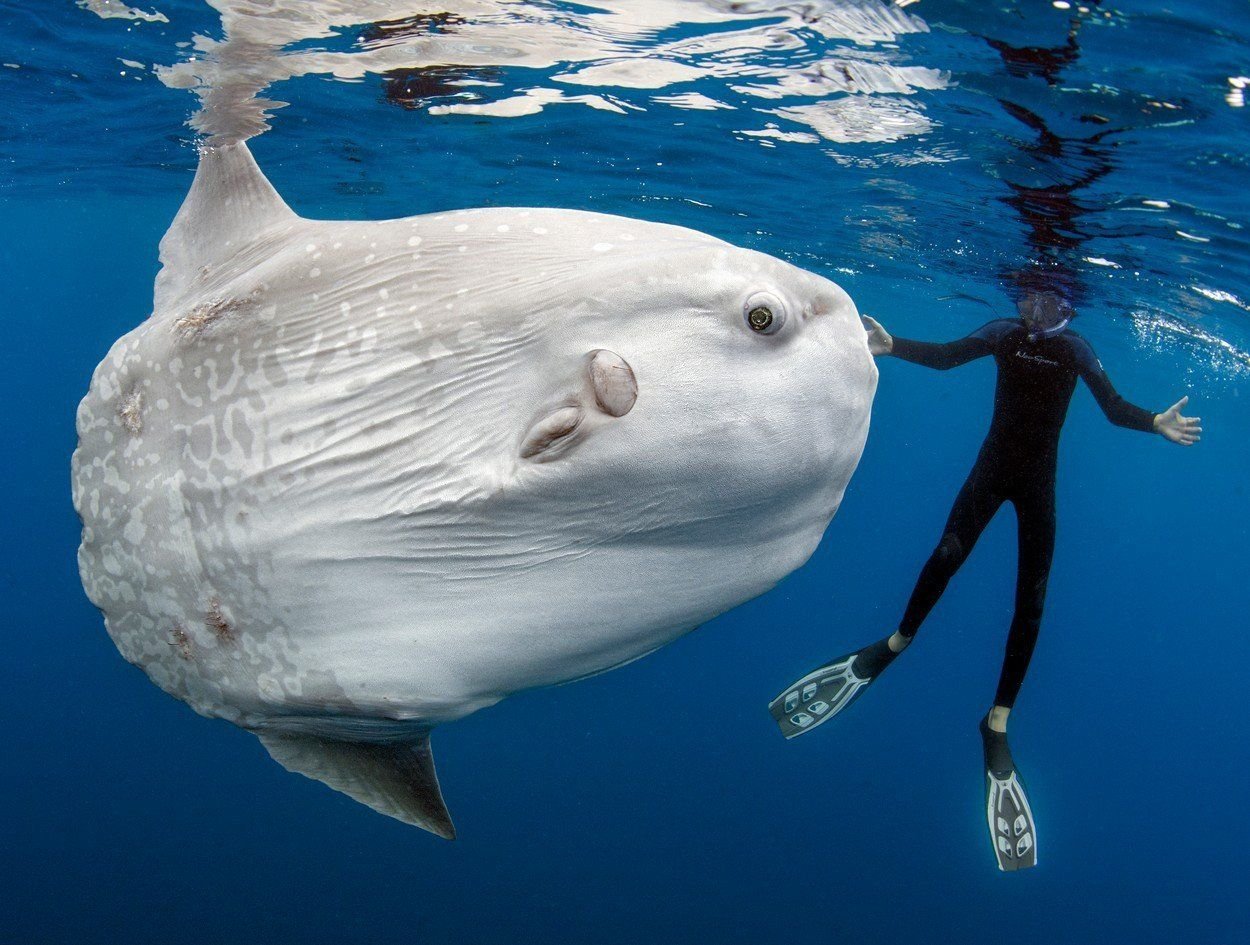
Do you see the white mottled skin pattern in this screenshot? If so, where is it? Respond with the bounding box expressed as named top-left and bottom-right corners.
top-left (73, 143), bottom-right (876, 749)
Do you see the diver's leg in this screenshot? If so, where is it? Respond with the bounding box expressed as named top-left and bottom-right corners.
top-left (769, 457), bottom-right (1003, 739)
top-left (990, 484), bottom-right (1057, 721)
top-left (980, 482), bottom-right (1053, 871)
top-left (895, 457), bottom-right (1005, 644)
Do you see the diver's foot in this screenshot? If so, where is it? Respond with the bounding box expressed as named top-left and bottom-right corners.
top-left (981, 715), bottom-right (1038, 871)
top-left (768, 636), bottom-right (901, 739)
top-left (985, 704), bottom-right (1010, 734)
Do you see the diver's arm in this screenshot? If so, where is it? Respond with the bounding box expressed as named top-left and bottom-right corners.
top-left (862, 316), bottom-right (998, 369)
top-left (1073, 340), bottom-right (1201, 443)
top-left (1077, 358), bottom-right (1155, 431)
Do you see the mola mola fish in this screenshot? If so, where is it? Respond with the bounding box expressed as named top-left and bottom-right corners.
top-left (72, 142), bottom-right (876, 838)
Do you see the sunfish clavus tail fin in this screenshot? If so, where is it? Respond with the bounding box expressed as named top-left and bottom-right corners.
top-left (257, 731), bottom-right (457, 839)
top-left (155, 139), bottom-right (298, 312)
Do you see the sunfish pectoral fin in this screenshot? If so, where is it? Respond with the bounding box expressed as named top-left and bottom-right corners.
top-left (256, 730), bottom-right (456, 839)
top-left (155, 140), bottom-right (299, 312)
top-left (587, 349), bottom-right (637, 418)
top-left (519, 350), bottom-right (637, 462)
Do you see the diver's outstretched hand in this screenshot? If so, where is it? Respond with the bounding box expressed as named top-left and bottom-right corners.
top-left (1153, 396), bottom-right (1202, 446)
top-left (861, 315), bottom-right (894, 356)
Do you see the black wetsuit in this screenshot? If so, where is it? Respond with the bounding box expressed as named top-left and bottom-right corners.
top-left (890, 318), bottom-right (1155, 708)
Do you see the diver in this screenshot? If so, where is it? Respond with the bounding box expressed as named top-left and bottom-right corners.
top-left (769, 292), bottom-right (1201, 871)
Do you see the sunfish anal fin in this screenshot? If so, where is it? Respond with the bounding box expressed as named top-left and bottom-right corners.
top-left (257, 731), bottom-right (456, 840)
top-left (156, 140), bottom-right (298, 312)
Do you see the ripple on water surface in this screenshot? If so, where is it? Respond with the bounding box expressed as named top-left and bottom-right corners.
top-left (1, 0), bottom-right (1246, 376)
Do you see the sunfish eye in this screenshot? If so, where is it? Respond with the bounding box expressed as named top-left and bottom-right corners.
top-left (743, 292), bottom-right (787, 335)
top-left (748, 306), bottom-right (773, 331)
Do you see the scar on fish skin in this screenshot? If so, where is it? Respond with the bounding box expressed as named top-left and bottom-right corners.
top-left (206, 598), bottom-right (235, 643)
top-left (169, 623), bottom-right (192, 660)
top-left (173, 294), bottom-right (255, 339)
top-left (118, 388), bottom-right (143, 435)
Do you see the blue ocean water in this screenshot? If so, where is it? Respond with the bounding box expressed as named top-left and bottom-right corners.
top-left (1, 1), bottom-right (1247, 942)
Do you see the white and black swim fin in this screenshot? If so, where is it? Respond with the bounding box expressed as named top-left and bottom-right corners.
top-left (981, 717), bottom-right (1037, 871)
top-left (768, 636), bottom-right (900, 739)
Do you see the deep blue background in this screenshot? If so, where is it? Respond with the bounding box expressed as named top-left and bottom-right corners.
top-left (2, 1), bottom-right (1248, 943)
top-left (3, 191), bottom-right (1245, 945)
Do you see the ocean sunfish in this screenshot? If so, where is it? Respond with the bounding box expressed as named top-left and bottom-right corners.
top-left (72, 142), bottom-right (877, 838)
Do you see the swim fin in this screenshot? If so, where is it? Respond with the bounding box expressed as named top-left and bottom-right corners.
top-left (768, 636), bottom-right (900, 739)
top-left (981, 717), bottom-right (1038, 871)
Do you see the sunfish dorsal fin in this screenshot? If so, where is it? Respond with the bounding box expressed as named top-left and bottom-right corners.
top-left (257, 731), bottom-right (456, 839)
top-left (155, 140), bottom-right (298, 311)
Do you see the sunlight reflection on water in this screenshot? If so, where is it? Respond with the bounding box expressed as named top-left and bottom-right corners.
top-left (51, 0), bottom-right (1250, 381)
top-left (140, 1), bottom-right (947, 148)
